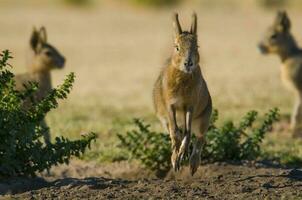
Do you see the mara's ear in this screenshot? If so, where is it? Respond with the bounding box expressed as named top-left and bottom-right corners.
top-left (30, 27), bottom-right (40, 51)
top-left (275, 10), bottom-right (291, 32)
top-left (190, 12), bottom-right (197, 35)
top-left (39, 26), bottom-right (47, 43)
top-left (173, 13), bottom-right (182, 36)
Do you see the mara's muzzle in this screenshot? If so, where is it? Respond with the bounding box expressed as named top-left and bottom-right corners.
top-left (258, 43), bottom-right (269, 54)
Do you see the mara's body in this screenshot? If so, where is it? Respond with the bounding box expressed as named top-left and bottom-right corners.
top-left (153, 13), bottom-right (212, 175)
top-left (15, 71), bottom-right (52, 102)
top-left (153, 65), bottom-right (211, 132)
top-left (280, 55), bottom-right (302, 92)
top-left (259, 11), bottom-right (302, 137)
top-left (14, 27), bottom-right (65, 143)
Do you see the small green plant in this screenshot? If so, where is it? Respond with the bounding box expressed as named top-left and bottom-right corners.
top-left (117, 118), bottom-right (171, 176)
top-left (0, 50), bottom-right (96, 177)
top-left (118, 108), bottom-right (279, 175)
top-left (203, 108), bottom-right (279, 161)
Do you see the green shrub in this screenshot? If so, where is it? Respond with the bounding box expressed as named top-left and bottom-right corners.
top-left (118, 118), bottom-right (171, 176)
top-left (203, 109), bottom-right (279, 161)
top-left (118, 108), bottom-right (279, 175)
top-left (0, 50), bottom-right (96, 177)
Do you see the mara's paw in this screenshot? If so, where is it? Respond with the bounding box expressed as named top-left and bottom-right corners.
top-left (189, 152), bottom-right (201, 176)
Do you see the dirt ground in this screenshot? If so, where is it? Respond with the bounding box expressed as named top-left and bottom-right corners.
top-left (1, 161), bottom-right (302, 199)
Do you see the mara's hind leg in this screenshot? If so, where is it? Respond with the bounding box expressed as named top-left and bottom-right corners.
top-left (292, 93), bottom-right (302, 137)
top-left (190, 105), bottom-right (212, 176)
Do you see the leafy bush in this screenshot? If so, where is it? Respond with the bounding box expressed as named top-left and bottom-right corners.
top-left (118, 118), bottom-right (171, 176)
top-left (0, 50), bottom-right (96, 177)
top-left (118, 108), bottom-right (279, 175)
top-left (203, 109), bottom-right (279, 161)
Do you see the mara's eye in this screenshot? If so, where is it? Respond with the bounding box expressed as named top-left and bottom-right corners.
top-left (175, 45), bottom-right (180, 51)
top-left (270, 34), bottom-right (278, 40)
top-left (45, 51), bottom-right (52, 56)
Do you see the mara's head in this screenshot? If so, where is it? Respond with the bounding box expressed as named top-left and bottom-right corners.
top-left (258, 10), bottom-right (293, 55)
top-left (171, 13), bottom-right (199, 73)
top-left (28, 26), bottom-right (65, 72)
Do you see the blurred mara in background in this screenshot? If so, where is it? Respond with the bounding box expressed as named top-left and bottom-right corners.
top-left (259, 11), bottom-right (302, 137)
top-left (14, 26), bottom-right (65, 144)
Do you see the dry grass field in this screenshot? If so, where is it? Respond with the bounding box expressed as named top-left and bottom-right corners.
top-left (1, 0), bottom-right (302, 198)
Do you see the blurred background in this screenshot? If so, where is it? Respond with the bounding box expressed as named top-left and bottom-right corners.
top-left (1, 0), bottom-right (302, 165)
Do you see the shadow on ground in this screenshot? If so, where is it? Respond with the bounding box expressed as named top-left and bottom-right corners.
top-left (1, 162), bottom-right (302, 199)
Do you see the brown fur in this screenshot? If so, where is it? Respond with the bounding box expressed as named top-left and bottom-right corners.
top-left (14, 26), bottom-right (65, 143)
top-left (153, 13), bottom-right (212, 175)
top-left (259, 11), bottom-right (302, 137)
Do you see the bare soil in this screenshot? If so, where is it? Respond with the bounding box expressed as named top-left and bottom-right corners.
top-left (1, 161), bottom-right (302, 199)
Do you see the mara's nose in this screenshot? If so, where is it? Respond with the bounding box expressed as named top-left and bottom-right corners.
top-left (184, 59), bottom-right (193, 67)
top-left (258, 43), bottom-right (268, 54)
top-left (61, 57), bottom-right (66, 66)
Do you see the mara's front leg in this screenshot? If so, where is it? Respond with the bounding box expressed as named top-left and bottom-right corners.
top-left (190, 104), bottom-right (212, 176)
top-left (292, 93), bottom-right (302, 137)
top-left (167, 104), bottom-right (182, 171)
top-left (177, 107), bottom-right (193, 166)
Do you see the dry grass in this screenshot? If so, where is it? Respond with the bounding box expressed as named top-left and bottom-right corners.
top-left (1, 0), bottom-right (302, 163)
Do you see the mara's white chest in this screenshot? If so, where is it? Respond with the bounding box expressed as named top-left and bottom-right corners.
top-left (280, 63), bottom-right (300, 92)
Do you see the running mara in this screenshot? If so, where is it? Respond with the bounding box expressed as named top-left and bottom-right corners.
top-left (153, 13), bottom-right (212, 175)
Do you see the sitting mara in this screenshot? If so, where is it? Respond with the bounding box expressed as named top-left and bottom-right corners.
top-left (15, 26), bottom-right (66, 143)
top-left (259, 11), bottom-right (302, 137)
top-left (153, 13), bottom-right (212, 175)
